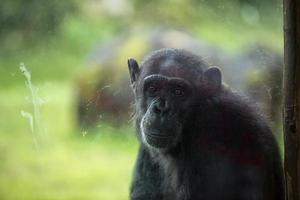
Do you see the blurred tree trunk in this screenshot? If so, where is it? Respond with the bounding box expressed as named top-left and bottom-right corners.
top-left (283, 0), bottom-right (300, 199)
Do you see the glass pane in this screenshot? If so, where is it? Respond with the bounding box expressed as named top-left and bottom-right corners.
top-left (0, 0), bottom-right (283, 199)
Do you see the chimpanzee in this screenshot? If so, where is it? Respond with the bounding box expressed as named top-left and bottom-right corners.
top-left (127, 48), bottom-right (284, 200)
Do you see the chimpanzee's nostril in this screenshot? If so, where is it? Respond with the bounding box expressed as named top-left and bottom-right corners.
top-left (153, 104), bottom-right (171, 116)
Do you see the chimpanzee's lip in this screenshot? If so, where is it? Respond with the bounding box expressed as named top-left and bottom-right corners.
top-left (145, 132), bottom-right (173, 139)
top-left (144, 132), bottom-right (173, 148)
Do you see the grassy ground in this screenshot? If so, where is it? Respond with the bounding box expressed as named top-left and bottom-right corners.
top-left (0, 82), bottom-right (138, 200)
top-left (0, 13), bottom-right (137, 198)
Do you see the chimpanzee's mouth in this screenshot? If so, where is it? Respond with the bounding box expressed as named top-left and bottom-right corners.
top-left (146, 131), bottom-right (173, 139)
top-left (140, 115), bottom-right (181, 148)
top-left (144, 132), bottom-right (173, 148)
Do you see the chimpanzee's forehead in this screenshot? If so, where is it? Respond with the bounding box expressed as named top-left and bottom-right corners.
top-left (140, 58), bottom-right (203, 82)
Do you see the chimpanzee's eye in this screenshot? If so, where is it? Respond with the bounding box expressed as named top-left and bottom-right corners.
top-left (173, 88), bottom-right (185, 96)
top-left (146, 85), bottom-right (158, 96)
top-left (148, 86), bottom-right (156, 93)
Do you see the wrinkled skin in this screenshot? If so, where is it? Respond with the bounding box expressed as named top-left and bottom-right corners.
top-left (128, 48), bottom-right (284, 200)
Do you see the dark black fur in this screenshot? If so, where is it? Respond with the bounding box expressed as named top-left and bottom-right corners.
top-left (128, 48), bottom-right (284, 200)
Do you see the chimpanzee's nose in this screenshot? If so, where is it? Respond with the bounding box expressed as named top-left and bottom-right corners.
top-left (153, 99), bottom-right (170, 115)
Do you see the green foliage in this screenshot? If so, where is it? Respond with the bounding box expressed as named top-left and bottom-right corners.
top-left (131, 0), bottom-right (283, 51)
top-left (0, 14), bottom-right (119, 88)
top-left (0, 0), bottom-right (77, 41)
top-left (132, 0), bottom-right (282, 27)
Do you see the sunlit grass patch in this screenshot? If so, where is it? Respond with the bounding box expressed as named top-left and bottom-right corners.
top-left (0, 82), bottom-right (138, 200)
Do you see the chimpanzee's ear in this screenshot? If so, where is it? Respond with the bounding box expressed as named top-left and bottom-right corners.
top-left (128, 58), bottom-right (140, 85)
top-left (204, 67), bottom-right (222, 89)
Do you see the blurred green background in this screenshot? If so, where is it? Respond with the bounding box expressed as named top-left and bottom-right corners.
top-left (0, 0), bottom-right (283, 199)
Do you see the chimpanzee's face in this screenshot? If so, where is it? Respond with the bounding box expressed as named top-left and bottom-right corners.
top-left (128, 49), bottom-right (222, 149)
top-left (137, 74), bottom-right (195, 149)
